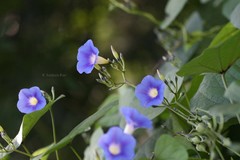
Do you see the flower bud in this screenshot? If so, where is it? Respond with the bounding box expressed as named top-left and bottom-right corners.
top-left (196, 143), bottom-right (207, 153)
top-left (111, 46), bottom-right (119, 60)
top-left (190, 136), bottom-right (201, 144)
top-left (157, 70), bottom-right (165, 81)
top-left (207, 122), bottom-right (212, 129)
top-left (94, 64), bottom-right (101, 71)
top-left (96, 56), bottom-right (109, 64)
top-left (201, 115), bottom-right (210, 121)
top-left (222, 137), bottom-right (231, 147)
top-left (195, 123), bottom-right (206, 133)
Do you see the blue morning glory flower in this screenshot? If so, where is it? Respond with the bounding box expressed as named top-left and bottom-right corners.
top-left (17, 86), bottom-right (47, 114)
top-left (120, 107), bottom-right (152, 134)
top-left (77, 39), bottom-right (99, 74)
top-left (98, 127), bottom-right (136, 160)
top-left (135, 75), bottom-right (165, 108)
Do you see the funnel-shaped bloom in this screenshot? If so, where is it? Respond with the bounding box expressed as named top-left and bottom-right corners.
top-left (120, 107), bottom-right (152, 134)
top-left (17, 86), bottom-right (46, 114)
top-left (135, 75), bottom-right (165, 107)
top-left (98, 127), bottom-right (136, 160)
top-left (77, 39), bottom-right (99, 74)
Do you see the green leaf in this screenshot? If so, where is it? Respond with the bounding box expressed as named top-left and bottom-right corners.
top-left (169, 115), bottom-right (196, 152)
top-left (135, 128), bottom-right (165, 159)
top-left (161, 0), bottom-right (188, 29)
top-left (171, 113), bottom-right (189, 133)
top-left (209, 23), bottom-right (239, 47)
top-left (97, 94), bottom-right (120, 127)
top-left (97, 113), bottom-right (121, 127)
top-left (0, 155), bottom-right (10, 160)
top-left (230, 3), bottom-right (240, 29)
top-left (190, 73), bottom-right (230, 110)
top-left (22, 101), bottom-right (55, 140)
top-left (177, 23), bottom-right (240, 76)
top-left (33, 94), bottom-right (118, 159)
top-left (154, 134), bottom-right (188, 160)
top-left (224, 80), bottom-right (240, 102)
top-left (190, 59), bottom-right (240, 110)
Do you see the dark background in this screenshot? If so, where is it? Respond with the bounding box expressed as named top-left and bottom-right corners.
top-left (0, 0), bottom-right (167, 159)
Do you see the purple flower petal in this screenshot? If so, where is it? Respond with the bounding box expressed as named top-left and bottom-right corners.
top-left (120, 107), bottom-right (152, 134)
top-left (99, 127), bottom-right (136, 160)
top-left (17, 86), bottom-right (47, 114)
top-left (135, 75), bottom-right (165, 107)
top-left (76, 39), bottom-right (99, 74)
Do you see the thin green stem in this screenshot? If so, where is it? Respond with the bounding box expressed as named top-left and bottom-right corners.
top-left (22, 144), bottom-right (30, 155)
top-left (222, 72), bottom-right (236, 132)
top-left (125, 80), bottom-right (136, 88)
top-left (49, 109), bottom-right (59, 160)
top-left (54, 94), bottom-right (66, 102)
top-left (217, 114), bottom-right (224, 133)
top-left (236, 114), bottom-right (240, 125)
top-left (51, 86), bottom-right (55, 100)
top-left (14, 149), bottom-right (32, 157)
top-left (109, 0), bottom-right (161, 26)
top-left (217, 140), bottom-right (240, 157)
top-left (70, 146), bottom-right (82, 160)
top-left (221, 73), bottom-right (233, 104)
top-left (174, 101), bottom-right (193, 115)
top-left (221, 73), bottom-right (228, 90)
top-left (121, 72), bottom-right (135, 88)
top-left (183, 87), bottom-right (191, 107)
top-left (165, 106), bottom-right (193, 125)
top-left (215, 145), bottom-right (225, 160)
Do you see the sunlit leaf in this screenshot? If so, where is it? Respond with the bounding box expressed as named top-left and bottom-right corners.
top-left (209, 23), bottom-right (239, 47)
top-left (177, 23), bottom-right (240, 76)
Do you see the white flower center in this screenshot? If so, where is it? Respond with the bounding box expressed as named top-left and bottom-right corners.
top-left (89, 54), bottom-right (97, 65)
top-left (124, 123), bottom-right (135, 135)
top-left (148, 88), bottom-right (158, 98)
top-left (109, 143), bottom-right (121, 155)
top-left (29, 97), bottom-right (38, 106)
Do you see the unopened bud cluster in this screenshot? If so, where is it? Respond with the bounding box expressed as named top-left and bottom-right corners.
top-left (95, 46), bottom-right (126, 90)
top-left (184, 112), bottom-right (232, 157)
